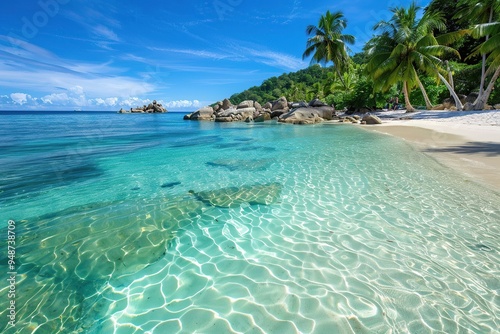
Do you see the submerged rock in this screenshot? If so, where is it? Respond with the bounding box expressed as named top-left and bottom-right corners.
top-left (0, 197), bottom-right (206, 333)
top-left (468, 244), bottom-right (494, 252)
top-left (206, 158), bottom-right (273, 171)
top-left (160, 181), bottom-right (182, 188)
top-left (190, 182), bottom-right (282, 208)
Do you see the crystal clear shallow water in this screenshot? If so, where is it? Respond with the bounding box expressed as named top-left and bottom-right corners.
top-left (0, 112), bottom-right (499, 333)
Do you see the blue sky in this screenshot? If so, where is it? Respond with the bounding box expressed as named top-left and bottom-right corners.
top-left (0, 0), bottom-right (429, 111)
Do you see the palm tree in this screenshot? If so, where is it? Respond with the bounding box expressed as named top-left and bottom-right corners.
top-left (455, 0), bottom-right (500, 101)
top-left (303, 10), bottom-right (355, 88)
top-left (469, 21), bottom-right (500, 109)
top-left (366, 2), bottom-right (460, 112)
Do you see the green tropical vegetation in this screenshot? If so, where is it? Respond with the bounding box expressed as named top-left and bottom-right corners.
top-left (227, 0), bottom-right (500, 111)
top-left (366, 2), bottom-right (463, 112)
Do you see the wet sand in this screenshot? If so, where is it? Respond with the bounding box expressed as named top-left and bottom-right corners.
top-left (365, 120), bottom-right (500, 192)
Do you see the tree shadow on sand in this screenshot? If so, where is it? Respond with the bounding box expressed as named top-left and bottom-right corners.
top-left (425, 142), bottom-right (500, 157)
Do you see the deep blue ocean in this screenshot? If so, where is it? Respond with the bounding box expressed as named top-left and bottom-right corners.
top-left (0, 111), bottom-right (499, 333)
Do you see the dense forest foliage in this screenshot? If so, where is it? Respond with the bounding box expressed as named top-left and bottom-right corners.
top-left (228, 64), bottom-right (403, 110)
top-left (226, 0), bottom-right (500, 110)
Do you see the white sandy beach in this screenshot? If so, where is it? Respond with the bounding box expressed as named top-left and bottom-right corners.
top-left (361, 109), bottom-right (500, 192)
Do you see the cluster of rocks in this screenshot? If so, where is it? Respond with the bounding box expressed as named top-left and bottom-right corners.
top-left (119, 100), bottom-right (167, 113)
top-left (338, 114), bottom-right (383, 124)
top-left (432, 93), bottom-right (499, 111)
top-left (184, 97), bottom-right (337, 124)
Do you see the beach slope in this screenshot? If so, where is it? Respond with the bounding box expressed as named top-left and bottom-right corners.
top-left (363, 110), bottom-right (500, 192)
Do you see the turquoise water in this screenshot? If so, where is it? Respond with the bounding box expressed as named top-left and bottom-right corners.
top-left (1, 112), bottom-right (499, 333)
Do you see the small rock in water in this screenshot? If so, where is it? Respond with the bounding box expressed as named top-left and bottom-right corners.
top-left (160, 181), bottom-right (181, 188)
top-left (468, 244), bottom-right (493, 252)
top-left (190, 182), bottom-right (282, 208)
top-left (131, 186), bottom-right (141, 191)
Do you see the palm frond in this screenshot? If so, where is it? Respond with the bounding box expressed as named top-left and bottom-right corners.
top-left (303, 10), bottom-right (352, 75)
top-left (470, 22), bottom-right (500, 39)
top-left (435, 30), bottom-right (470, 46)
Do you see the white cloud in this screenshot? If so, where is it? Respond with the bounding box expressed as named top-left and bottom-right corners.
top-left (39, 85), bottom-right (88, 107)
top-left (69, 85), bottom-right (85, 95)
top-left (0, 95), bottom-right (10, 105)
top-left (282, 0), bottom-right (302, 24)
top-left (150, 45), bottom-right (306, 71)
top-left (0, 67), bottom-right (154, 98)
top-left (243, 49), bottom-right (306, 71)
top-left (231, 42), bottom-right (307, 71)
top-left (94, 97), bottom-right (119, 106)
top-left (105, 97), bottom-right (118, 106)
top-left (122, 54), bottom-right (149, 63)
top-left (4, 91), bottom-right (202, 110)
top-left (41, 92), bottom-right (69, 104)
top-left (150, 47), bottom-right (229, 61)
top-left (63, 9), bottom-right (121, 44)
top-left (0, 35), bottom-right (153, 98)
top-left (10, 93), bottom-right (31, 105)
top-left (121, 97), bottom-right (150, 107)
top-left (164, 100), bottom-right (201, 109)
top-left (92, 25), bottom-right (120, 42)
top-left (41, 92), bottom-right (87, 107)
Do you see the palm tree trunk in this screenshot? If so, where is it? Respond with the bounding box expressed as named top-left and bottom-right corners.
top-left (336, 68), bottom-right (347, 89)
top-left (446, 61), bottom-right (454, 91)
top-left (416, 75), bottom-right (433, 110)
top-left (403, 81), bottom-right (415, 112)
top-left (473, 66), bottom-right (500, 110)
top-left (478, 55), bottom-right (487, 98)
top-left (437, 73), bottom-right (463, 111)
top-left (476, 7), bottom-right (494, 101)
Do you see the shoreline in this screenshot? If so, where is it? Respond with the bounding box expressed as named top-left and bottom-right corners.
top-left (358, 110), bottom-right (500, 193)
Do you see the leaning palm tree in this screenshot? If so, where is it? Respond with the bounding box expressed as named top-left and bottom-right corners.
top-left (303, 10), bottom-right (355, 88)
top-left (455, 0), bottom-right (500, 100)
top-left (366, 2), bottom-right (461, 112)
top-left (468, 21), bottom-right (500, 109)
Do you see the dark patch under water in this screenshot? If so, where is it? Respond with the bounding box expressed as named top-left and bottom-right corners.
top-left (170, 135), bottom-right (221, 148)
top-left (468, 244), bottom-right (494, 252)
top-left (0, 159), bottom-right (103, 201)
top-left (213, 142), bottom-right (247, 149)
top-left (206, 158), bottom-right (273, 172)
top-left (160, 181), bottom-right (181, 188)
top-left (238, 145), bottom-right (276, 152)
top-left (189, 182), bottom-right (282, 208)
top-left (233, 137), bottom-right (254, 142)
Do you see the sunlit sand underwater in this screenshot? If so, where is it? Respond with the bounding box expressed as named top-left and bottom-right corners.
top-left (0, 112), bottom-right (499, 333)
